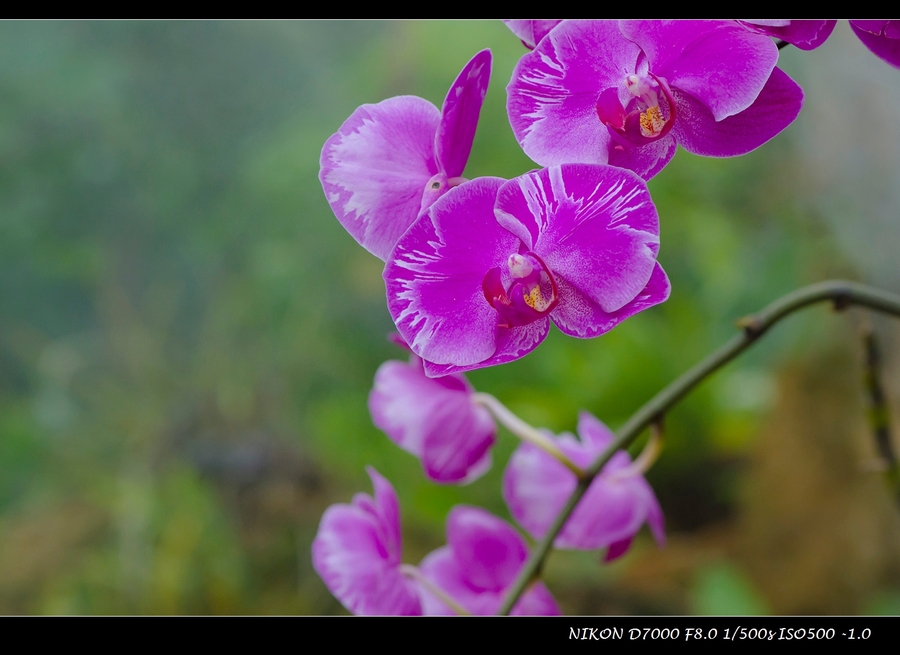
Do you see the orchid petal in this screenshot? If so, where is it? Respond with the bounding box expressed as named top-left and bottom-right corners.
top-left (385, 177), bottom-right (516, 368)
top-left (577, 410), bottom-right (616, 451)
top-left (508, 581), bottom-right (562, 616)
top-left (420, 319), bottom-right (550, 377)
top-left (312, 468), bottom-right (421, 615)
top-left (417, 546), bottom-right (493, 615)
top-left (421, 393), bottom-right (495, 484)
top-left (436, 50), bottom-right (492, 179)
top-left (503, 441), bottom-right (575, 537)
top-left (503, 20), bottom-right (562, 50)
top-left (447, 506), bottom-right (528, 591)
top-left (741, 20), bottom-right (791, 28)
top-left (850, 20), bottom-right (900, 69)
top-left (495, 165), bottom-right (660, 313)
top-left (607, 134), bottom-right (678, 181)
top-left (416, 546), bottom-right (559, 615)
top-left (647, 492), bottom-right (667, 548)
top-left (417, 508), bottom-right (561, 616)
top-left (743, 19), bottom-right (836, 51)
top-left (561, 468), bottom-right (654, 549)
top-left (368, 358), bottom-right (495, 483)
top-left (319, 96), bottom-right (440, 261)
top-left (672, 67), bottom-right (803, 158)
top-left (507, 20), bottom-right (640, 166)
top-left (551, 263), bottom-right (670, 338)
top-left (369, 360), bottom-right (436, 458)
top-left (367, 467), bottom-right (403, 564)
top-left (604, 537), bottom-right (634, 562)
top-left (850, 20), bottom-right (900, 37)
top-left (620, 20), bottom-right (778, 121)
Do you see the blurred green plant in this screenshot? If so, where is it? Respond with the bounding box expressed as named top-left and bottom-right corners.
top-left (691, 561), bottom-right (770, 615)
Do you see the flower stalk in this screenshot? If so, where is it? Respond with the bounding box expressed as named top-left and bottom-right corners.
top-left (609, 418), bottom-right (664, 482)
top-left (473, 393), bottom-right (588, 479)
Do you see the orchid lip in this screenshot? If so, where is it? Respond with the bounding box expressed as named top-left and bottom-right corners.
top-left (596, 72), bottom-right (676, 148)
top-left (482, 251), bottom-right (559, 329)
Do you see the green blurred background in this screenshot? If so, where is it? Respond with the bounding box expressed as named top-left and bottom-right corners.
top-left (1, 20), bottom-right (899, 615)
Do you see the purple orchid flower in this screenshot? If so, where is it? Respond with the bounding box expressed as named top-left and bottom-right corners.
top-left (507, 20), bottom-right (804, 180)
top-left (368, 343), bottom-right (496, 484)
top-left (319, 49), bottom-right (491, 261)
top-left (417, 505), bottom-right (561, 615)
top-left (850, 21), bottom-right (900, 69)
top-left (741, 20), bottom-right (836, 51)
top-left (383, 164), bottom-right (670, 377)
top-left (503, 20), bottom-right (562, 50)
top-left (503, 411), bottom-right (665, 561)
top-left (312, 467), bottom-right (422, 615)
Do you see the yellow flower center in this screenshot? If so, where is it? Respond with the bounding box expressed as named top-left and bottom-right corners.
top-left (639, 105), bottom-right (666, 138)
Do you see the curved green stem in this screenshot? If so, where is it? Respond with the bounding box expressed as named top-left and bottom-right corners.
top-left (498, 280), bottom-right (900, 615)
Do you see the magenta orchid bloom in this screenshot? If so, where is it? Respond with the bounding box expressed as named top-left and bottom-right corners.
top-left (503, 20), bottom-right (561, 50)
top-left (507, 20), bottom-right (804, 180)
top-left (312, 467), bottom-right (422, 615)
top-left (850, 21), bottom-right (900, 69)
top-left (319, 49), bottom-right (491, 261)
top-left (503, 412), bottom-right (665, 561)
top-left (383, 164), bottom-right (669, 377)
top-left (368, 346), bottom-right (496, 484)
top-left (741, 20), bottom-right (836, 51)
top-left (417, 506), bottom-right (561, 615)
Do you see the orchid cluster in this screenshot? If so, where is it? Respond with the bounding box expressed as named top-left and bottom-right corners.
top-left (313, 20), bottom-right (899, 616)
